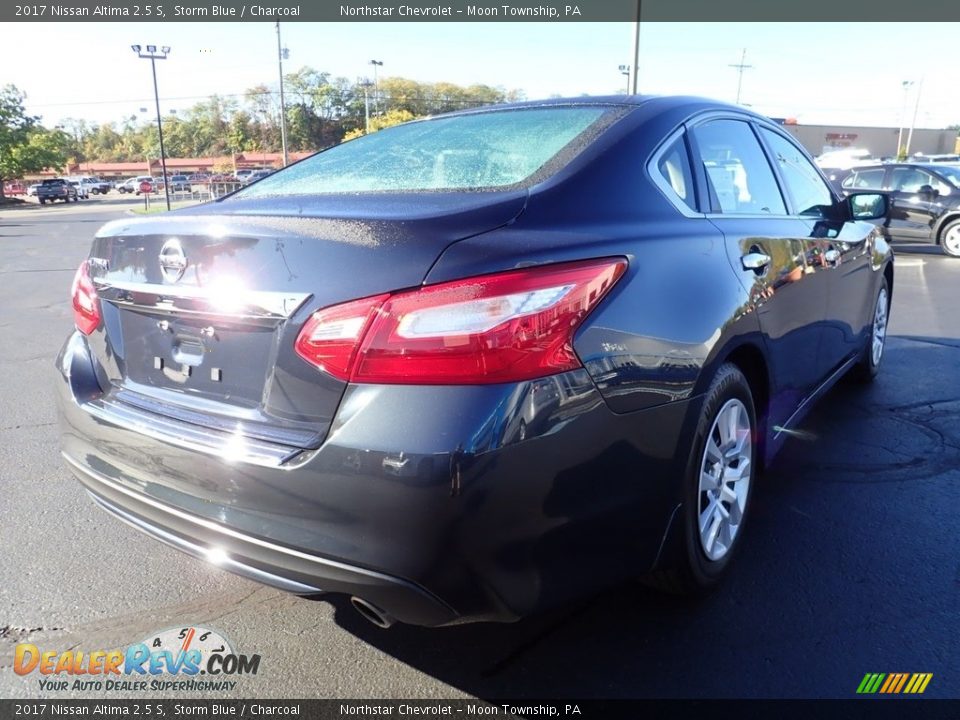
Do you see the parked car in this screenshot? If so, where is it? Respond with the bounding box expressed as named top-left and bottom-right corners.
top-left (244, 169), bottom-right (273, 183)
top-left (168, 175), bottom-right (192, 193)
top-left (68, 180), bottom-right (90, 199)
top-left (27, 183), bottom-right (40, 197)
top-left (910, 154), bottom-right (960, 163)
top-left (838, 162), bottom-right (960, 257)
top-left (233, 169), bottom-right (255, 182)
top-left (80, 176), bottom-right (112, 195)
top-left (116, 176), bottom-right (156, 195)
top-left (37, 178), bottom-right (77, 204)
top-left (56, 96), bottom-right (892, 628)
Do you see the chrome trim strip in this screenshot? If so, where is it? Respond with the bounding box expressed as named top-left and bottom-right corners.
top-left (82, 397), bottom-right (301, 469)
top-left (87, 491), bottom-right (323, 595)
top-left (63, 452), bottom-right (427, 590)
top-left (94, 279), bottom-right (311, 320)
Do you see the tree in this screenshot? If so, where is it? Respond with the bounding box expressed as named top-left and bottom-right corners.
top-left (343, 109), bottom-right (418, 141)
top-left (0, 85), bottom-right (67, 198)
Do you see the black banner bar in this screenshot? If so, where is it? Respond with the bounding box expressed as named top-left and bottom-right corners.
top-left (2, 0), bottom-right (959, 22)
top-left (1, 699), bottom-right (960, 720)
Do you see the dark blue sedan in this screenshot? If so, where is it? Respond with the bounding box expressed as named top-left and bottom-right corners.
top-left (57, 96), bottom-right (893, 627)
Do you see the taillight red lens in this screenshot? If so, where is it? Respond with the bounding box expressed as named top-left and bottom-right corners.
top-left (71, 260), bottom-right (101, 335)
top-left (295, 258), bottom-right (627, 384)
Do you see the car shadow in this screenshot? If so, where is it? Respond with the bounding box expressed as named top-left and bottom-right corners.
top-left (319, 337), bottom-right (959, 699)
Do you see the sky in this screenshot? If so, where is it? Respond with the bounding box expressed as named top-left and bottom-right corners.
top-left (1, 21), bottom-right (957, 131)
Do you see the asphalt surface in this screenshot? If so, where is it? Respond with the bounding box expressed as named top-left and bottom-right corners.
top-left (0, 197), bottom-right (958, 700)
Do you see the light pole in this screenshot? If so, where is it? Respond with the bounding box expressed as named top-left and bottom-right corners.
top-left (905, 78), bottom-right (924, 158)
top-left (276, 22), bottom-right (289, 168)
top-left (897, 80), bottom-right (915, 159)
top-left (131, 44), bottom-right (171, 211)
top-left (618, 65), bottom-right (630, 95)
top-left (358, 78), bottom-right (372, 134)
top-left (369, 59), bottom-right (383, 114)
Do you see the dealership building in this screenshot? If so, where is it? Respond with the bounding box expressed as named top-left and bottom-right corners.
top-left (778, 121), bottom-right (960, 158)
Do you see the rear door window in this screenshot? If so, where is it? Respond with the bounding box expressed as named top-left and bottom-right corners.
top-left (691, 119), bottom-right (786, 215)
top-left (842, 168), bottom-right (885, 190)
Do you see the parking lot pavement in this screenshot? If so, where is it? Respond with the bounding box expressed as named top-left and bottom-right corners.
top-left (0, 206), bottom-right (957, 699)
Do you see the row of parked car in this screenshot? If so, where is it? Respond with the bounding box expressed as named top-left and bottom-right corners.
top-left (25, 168), bottom-right (278, 203)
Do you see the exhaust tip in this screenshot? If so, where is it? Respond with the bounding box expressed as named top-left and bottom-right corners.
top-left (350, 596), bottom-right (395, 629)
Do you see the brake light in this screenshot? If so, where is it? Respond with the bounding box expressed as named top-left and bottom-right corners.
top-left (71, 260), bottom-right (101, 335)
top-left (295, 258), bottom-right (627, 384)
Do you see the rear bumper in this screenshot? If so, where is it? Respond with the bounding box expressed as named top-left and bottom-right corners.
top-left (57, 330), bottom-right (696, 625)
top-left (69, 455), bottom-right (457, 626)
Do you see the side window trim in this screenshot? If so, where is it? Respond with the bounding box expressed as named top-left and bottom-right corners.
top-left (646, 127), bottom-right (704, 217)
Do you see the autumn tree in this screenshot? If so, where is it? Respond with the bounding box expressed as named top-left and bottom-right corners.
top-left (0, 85), bottom-right (68, 198)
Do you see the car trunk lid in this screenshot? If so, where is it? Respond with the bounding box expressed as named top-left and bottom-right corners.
top-left (85, 191), bottom-right (526, 458)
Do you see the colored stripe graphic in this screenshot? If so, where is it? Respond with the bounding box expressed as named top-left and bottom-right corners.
top-left (857, 672), bottom-right (932, 694)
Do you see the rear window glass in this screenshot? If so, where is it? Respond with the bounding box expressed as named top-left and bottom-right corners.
top-left (237, 106), bottom-right (615, 196)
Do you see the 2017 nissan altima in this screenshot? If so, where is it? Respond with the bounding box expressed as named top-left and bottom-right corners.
top-left (56, 96), bottom-right (893, 628)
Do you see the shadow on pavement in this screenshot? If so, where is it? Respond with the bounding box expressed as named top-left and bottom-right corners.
top-left (323, 339), bottom-right (960, 699)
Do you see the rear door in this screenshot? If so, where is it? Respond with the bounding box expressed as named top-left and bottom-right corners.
top-left (886, 166), bottom-right (944, 239)
top-left (689, 117), bottom-right (828, 423)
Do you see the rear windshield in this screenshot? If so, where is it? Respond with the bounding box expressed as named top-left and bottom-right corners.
top-left (236, 105), bottom-right (616, 197)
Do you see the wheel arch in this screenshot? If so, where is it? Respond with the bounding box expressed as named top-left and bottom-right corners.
top-left (934, 212), bottom-right (960, 244)
top-left (712, 342), bottom-right (771, 473)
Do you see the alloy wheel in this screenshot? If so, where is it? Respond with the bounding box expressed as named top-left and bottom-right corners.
top-left (872, 287), bottom-right (888, 367)
top-left (697, 398), bottom-right (753, 562)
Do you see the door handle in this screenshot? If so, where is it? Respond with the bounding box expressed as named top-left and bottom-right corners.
top-left (824, 249), bottom-right (841, 264)
top-left (741, 252), bottom-right (771, 271)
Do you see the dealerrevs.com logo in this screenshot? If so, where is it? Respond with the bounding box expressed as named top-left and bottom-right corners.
top-left (14, 626), bottom-right (260, 692)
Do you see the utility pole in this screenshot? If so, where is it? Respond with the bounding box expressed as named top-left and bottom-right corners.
top-left (276, 22), bottom-right (289, 167)
top-left (630, 0), bottom-right (641, 94)
top-left (729, 48), bottom-right (752, 105)
top-left (897, 80), bottom-right (914, 159)
top-left (905, 78), bottom-right (924, 158)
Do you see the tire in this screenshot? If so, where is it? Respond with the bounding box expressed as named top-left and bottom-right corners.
top-left (848, 276), bottom-right (890, 383)
top-left (646, 363), bottom-right (757, 594)
top-left (940, 219), bottom-right (960, 258)
top-left (91, 189), bottom-right (99, 195)
top-left (39, 198), bottom-right (46, 205)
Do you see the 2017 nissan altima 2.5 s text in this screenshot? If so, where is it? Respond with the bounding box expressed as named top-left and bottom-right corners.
top-left (56, 96), bottom-right (893, 628)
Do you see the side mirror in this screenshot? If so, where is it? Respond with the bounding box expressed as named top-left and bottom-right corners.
top-left (847, 192), bottom-right (888, 221)
top-left (918, 184), bottom-right (937, 196)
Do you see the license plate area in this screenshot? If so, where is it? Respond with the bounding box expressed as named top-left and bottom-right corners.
top-left (116, 308), bottom-right (278, 407)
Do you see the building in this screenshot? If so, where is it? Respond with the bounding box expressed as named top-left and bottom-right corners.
top-left (778, 121), bottom-right (959, 158)
top-left (25, 152), bottom-right (315, 181)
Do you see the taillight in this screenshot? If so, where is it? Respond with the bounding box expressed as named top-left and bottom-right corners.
top-left (295, 258), bottom-right (627, 384)
top-left (71, 260), bottom-right (101, 335)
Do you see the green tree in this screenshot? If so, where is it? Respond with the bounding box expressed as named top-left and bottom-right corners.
top-left (0, 85), bottom-right (67, 198)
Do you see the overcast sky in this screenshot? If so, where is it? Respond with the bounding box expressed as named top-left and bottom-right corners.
top-left (1, 21), bottom-right (956, 130)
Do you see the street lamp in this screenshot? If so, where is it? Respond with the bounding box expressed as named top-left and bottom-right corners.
top-left (897, 80), bottom-right (914, 160)
top-left (276, 22), bottom-right (289, 168)
top-left (132, 44), bottom-right (172, 211)
top-left (358, 78), bottom-right (373, 134)
top-left (618, 64), bottom-right (631, 95)
top-left (369, 59), bottom-right (383, 114)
